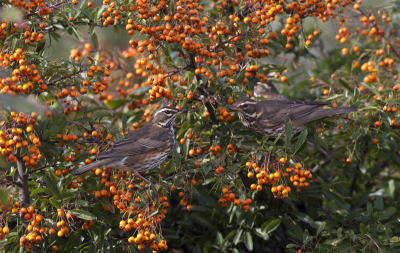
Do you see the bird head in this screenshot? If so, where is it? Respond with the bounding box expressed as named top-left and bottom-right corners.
top-left (151, 106), bottom-right (189, 128)
top-left (228, 99), bottom-right (258, 126)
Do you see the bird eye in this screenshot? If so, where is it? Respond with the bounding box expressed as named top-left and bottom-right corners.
top-left (241, 104), bottom-right (248, 108)
top-left (164, 110), bottom-right (173, 115)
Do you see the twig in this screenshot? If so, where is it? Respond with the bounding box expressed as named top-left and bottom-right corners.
top-left (365, 234), bottom-right (383, 253)
top-left (311, 156), bottom-right (332, 173)
top-left (29, 163), bottom-right (59, 175)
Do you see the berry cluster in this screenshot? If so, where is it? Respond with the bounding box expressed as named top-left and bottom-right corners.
top-left (219, 186), bottom-right (252, 210)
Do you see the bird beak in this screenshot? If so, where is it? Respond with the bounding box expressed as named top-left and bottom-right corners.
top-left (228, 105), bottom-right (237, 111)
top-left (179, 109), bottom-right (189, 114)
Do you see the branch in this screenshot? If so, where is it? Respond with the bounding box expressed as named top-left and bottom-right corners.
top-left (16, 149), bottom-right (30, 227)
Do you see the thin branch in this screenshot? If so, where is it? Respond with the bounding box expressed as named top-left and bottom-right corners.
top-left (29, 163), bottom-right (59, 175)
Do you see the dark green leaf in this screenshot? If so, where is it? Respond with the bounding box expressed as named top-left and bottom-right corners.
top-left (294, 129), bottom-right (307, 154)
top-left (49, 197), bottom-right (61, 209)
top-left (233, 229), bottom-right (243, 245)
top-left (106, 99), bottom-right (128, 109)
top-left (102, 128), bottom-right (109, 141)
top-left (362, 82), bottom-right (382, 100)
top-left (43, 175), bottom-right (63, 200)
top-left (30, 188), bottom-right (45, 197)
top-left (254, 228), bottom-right (269, 240)
top-left (378, 207), bottom-right (396, 220)
top-left (360, 223), bottom-right (367, 235)
top-left (122, 114), bottom-right (127, 133)
top-left (64, 229), bottom-right (83, 253)
top-left (317, 222), bottom-right (326, 237)
top-left (244, 232), bottom-right (253, 251)
top-left (338, 79), bottom-right (353, 92)
top-left (190, 214), bottom-right (215, 230)
top-left (72, 27), bottom-right (84, 42)
top-left (98, 198), bottom-right (115, 214)
top-left (69, 210), bottom-right (96, 220)
top-left (91, 33), bottom-right (99, 51)
top-left (263, 218), bottom-right (281, 234)
top-left (374, 196), bottom-right (383, 210)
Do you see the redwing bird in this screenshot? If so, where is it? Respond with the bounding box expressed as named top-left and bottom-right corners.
top-left (228, 98), bottom-right (357, 138)
top-left (254, 81), bottom-right (288, 101)
top-left (73, 106), bottom-right (188, 194)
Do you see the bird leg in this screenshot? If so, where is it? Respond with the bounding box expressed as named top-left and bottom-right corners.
top-left (134, 170), bottom-right (160, 204)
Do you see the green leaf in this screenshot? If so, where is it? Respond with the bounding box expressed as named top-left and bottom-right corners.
top-left (91, 33), bottom-right (99, 51)
top-left (353, 87), bottom-right (360, 103)
top-left (72, 27), bottom-right (84, 42)
top-left (294, 129), bottom-right (307, 154)
top-left (69, 210), bottom-right (96, 220)
top-left (233, 229), bottom-right (243, 245)
top-left (98, 198), bottom-right (115, 214)
top-left (106, 99), bottom-right (128, 109)
top-left (367, 202), bottom-right (373, 218)
top-left (11, 38), bottom-right (17, 52)
top-left (43, 175), bottom-right (63, 200)
top-left (30, 188), bottom-right (45, 197)
top-left (76, 200), bottom-right (88, 207)
top-left (183, 138), bottom-right (189, 159)
top-left (146, 209), bottom-right (160, 218)
top-left (87, 106), bottom-right (108, 112)
top-left (190, 214), bottom-right (215, 230)
top-left (244, 232), bottom-right (253, 251)
top-left (129, 86), bottom-right (150, 96)
top-left (374, 196), bottom-right (383, 210)
top-left (263, 218), bottom-right (281, 234)
top-left (338, 79), bottom-right (353, 92)
top-left (317, 222), bottom-right (326, 237)
top-left (274, 133), bottom-right (282, 144)
top-left (49, 197), bottom-right (61, 209)
top-left (6, 21), bottom-right (12, 36)
top-left (253, 228), bottom-right (269, 240)
top-left (378, 207), bottom-right (396, 220)
top-left (222, 229), bottom-right (237, 246)
top-left (361, 82), bottom-right (382, 100)
top-left (102, 128), bottom-right (109, 141)
top-left (122, 114), bottom-right (127, 133)
top-left (286, 244), bottom-right (298, 249)
top-left (64, 229), bottom-right (83, 253)
top-left (360, 223), bottom-right (367, 235)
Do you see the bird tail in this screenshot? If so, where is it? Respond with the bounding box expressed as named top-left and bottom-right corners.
top-left (72, 159), bottom-right (112, 175)
top-left (309, 107), bottom-right (358, 122)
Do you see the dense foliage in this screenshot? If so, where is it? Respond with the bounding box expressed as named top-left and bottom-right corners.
top-left (1, 0), bottom-right (400, 252)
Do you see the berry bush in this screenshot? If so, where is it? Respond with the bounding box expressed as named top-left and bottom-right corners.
top-left (1, 0), bottom-right (400, 252)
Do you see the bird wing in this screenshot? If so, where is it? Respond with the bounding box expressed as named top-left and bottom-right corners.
top-left (258, 100), bottom-right (330, 125)
top-left (96, 127), bottom-right (169, 159)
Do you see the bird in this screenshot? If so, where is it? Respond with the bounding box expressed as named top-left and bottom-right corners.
top-left (73, 106), bottom-right (189, 195)
top-left (228, 98), bottom-right (357, 138)
top-left (253, 81), bottom-right (288, 101)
